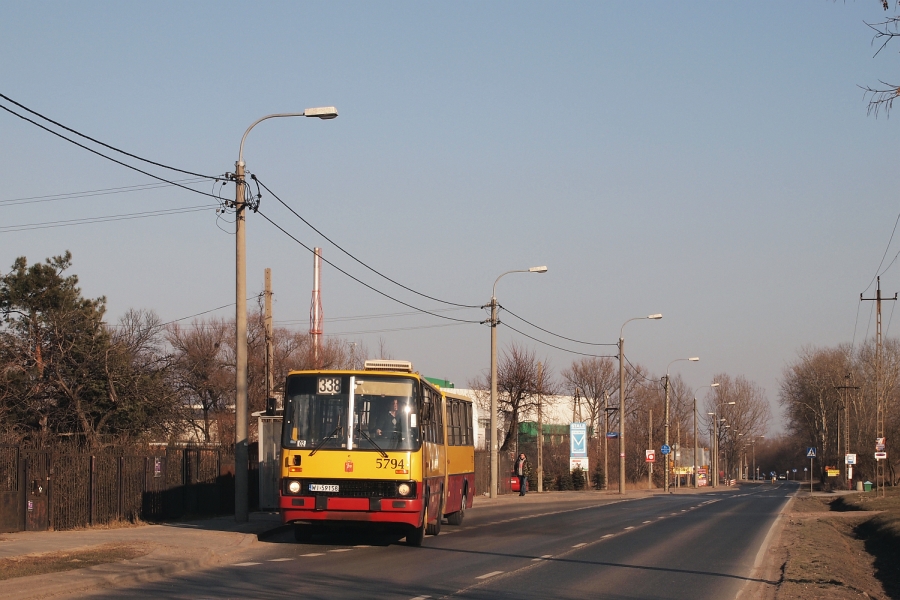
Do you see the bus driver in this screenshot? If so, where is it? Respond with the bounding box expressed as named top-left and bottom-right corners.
top-left (374, 398), bottom-right (401, 440)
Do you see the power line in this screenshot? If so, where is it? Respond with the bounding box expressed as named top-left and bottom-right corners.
top-left (501, 305), bottom-right (618, 347)
top-left (253, 175), bottom-right (480, 309)
top-left (275, 306), bottom-right (472, 326)
top-left (0, 92), bottom-right (218, 180)
top-left (0, 178), bottom-right (209, 207)
top-left (503, 322), bottom-right (616, 358)
top-left (322, 322), bottom-right (470, 336)
top-left (0, 103), bottom-right (225, 202)
top-left (0, 205), bottom-right (214, 232)
top-left (256, 208), bottom-right (483, 326)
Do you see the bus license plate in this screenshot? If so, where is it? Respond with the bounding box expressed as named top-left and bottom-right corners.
top-left (309, 484), bottom-right (339, 492)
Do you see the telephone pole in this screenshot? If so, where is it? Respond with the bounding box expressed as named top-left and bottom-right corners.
top-left (861, 276), bottom-right (896, 497)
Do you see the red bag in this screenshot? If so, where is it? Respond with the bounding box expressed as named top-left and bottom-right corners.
top-left (509, 477), bottom-right (520, 492)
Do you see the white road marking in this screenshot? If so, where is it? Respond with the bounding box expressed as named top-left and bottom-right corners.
top-left (410, 596), bottom-right (431, 600)
top-left (572, 543), bottom-right (586, 547)
top-left (329, 548), bottom-right (353, 552)
top-left (354, 545), bottom-right (371, 548)
top-left (268, 558), bottom-right (294, 562)
top-left (233, 562), bottom-right (261, 566)
top-left (530, 554), bottom-right (553, 561)
top-left (624, 526), bottom-right (634, 530)
top-left (643, 520), bottom-right (651, 523)
top-left (301, 553), bottom-right (324, 557)
top-left (476, 571), bottom-right (504, 579)
top-left (602, 534), bottom-right (614, 538)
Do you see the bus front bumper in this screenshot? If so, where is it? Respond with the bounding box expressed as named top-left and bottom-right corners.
top-left (280, 495), bottom-right (424, 527)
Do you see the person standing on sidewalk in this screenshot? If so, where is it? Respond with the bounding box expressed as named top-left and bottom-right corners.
top-left (515, 453), bottom-right (528, 496)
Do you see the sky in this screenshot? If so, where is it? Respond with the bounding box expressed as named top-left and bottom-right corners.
top-left (2, 2), bottom-right (899, 435)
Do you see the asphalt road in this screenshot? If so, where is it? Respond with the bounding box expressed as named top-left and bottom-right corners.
top-left (83, 482), bottom-right (795, 600)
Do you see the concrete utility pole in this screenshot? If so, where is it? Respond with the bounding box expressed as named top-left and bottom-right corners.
top-left (664, 357), bottom-right (698, 493)
top-left (603, 391), bottom-right (609, 491)
top-left (537, 362), bottom-right (543, 493)
top-left (487, 266), bottom-right (547, 498)
top-left (265, 268), bottom-right (274, 401)
top-left (648, 409), bottom-right (653, 490)
top-left (233, 107), bottom-right (337, 522)
top-left (860, 276), bottom-right (896, 497)
top-left (618, 314), bottom-right (662, 494)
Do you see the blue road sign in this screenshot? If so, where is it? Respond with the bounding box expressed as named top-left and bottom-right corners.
top-left (606, 432), bottom-right (619, 438)
top-left (770, 471), bottom-right (776, 476)
top-left (806, 447), bottom-right (816, 458)
top-left (660, 444), bottom-right (671, 455)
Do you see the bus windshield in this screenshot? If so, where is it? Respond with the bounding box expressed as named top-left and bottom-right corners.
top-left (282, 374), bottom-right (421, 451)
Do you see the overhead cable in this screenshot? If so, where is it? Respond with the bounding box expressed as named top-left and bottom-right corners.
top-left (253, 175), bottom-right (480, 309)
top-left (0, 92), bottom-right (218, 180)
top-left (256, 208), bottom-right (482, 326)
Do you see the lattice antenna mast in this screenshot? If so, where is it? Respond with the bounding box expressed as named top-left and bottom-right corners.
top-left (861, 276), bottom-right (896, 497)
top-left (309, 248), bottom-right (323, 369)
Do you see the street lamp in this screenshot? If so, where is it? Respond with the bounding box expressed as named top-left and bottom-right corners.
top-left (233, 107), bottom-right (338, 522)
top-left (707, 400), bottom-right (734, 488)
top-left (488, 266), bottom-right (547, 498)
top-left (693, 382), bottom-right (719, 489)
top-left (618, 314), bottom-right (662, 495)
top-left (663, 357), bottom-right (699, 492)
top-left (750, 435), bottom-right (764, 482)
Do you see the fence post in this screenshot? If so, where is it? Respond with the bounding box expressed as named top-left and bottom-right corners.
top-left (117, 456), bottom-right (124, 521)
top-left (89, 455), bottom-right (95, 526)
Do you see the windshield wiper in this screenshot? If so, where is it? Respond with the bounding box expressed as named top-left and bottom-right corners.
top-left (357, 426), bottom-right (388, 458)
top-left (309, 425), bottom-right (342, 456)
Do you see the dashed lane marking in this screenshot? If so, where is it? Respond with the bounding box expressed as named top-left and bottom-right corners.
top-left (531, 554), bottom-right (553, 561)
top-left (301, 553), bottom-right (324, 557)
top-left (476, 571), bottom-right (504, 579)
top-left (624, 526), bottom-right (634, 530)
top-left (410, 596), bottom-right (431, 600)
top-left (643, 520), bottom-right (651, 523)
top-left (602, 534), bottom-right (614, 538)
top-left (329, 549), bottom-right (353, 553)
top-left (233, 562), bottom-right (261, 567)
top-left (572, 543), bottom-right (586, 547)
top-left (268, 558), bottom-right (294, 562)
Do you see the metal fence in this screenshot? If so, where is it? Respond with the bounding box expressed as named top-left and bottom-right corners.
top-left (1, 445), bottom-right (254, 532)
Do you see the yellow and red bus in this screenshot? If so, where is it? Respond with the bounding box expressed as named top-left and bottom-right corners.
top-left (278, 360), bottom-right (474, 546)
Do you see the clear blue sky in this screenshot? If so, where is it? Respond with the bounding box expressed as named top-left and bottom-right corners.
top-left (2, 2), bottom-right (898, 433)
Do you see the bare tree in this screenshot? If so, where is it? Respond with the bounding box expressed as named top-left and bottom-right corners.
top-left (708, 373), bottom-right (770, 480)
top-left (561, 357), bottom-right (617, 438)
top-left (470, 342), bottom-right (558, 451)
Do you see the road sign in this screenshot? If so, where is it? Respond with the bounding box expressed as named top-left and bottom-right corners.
top-left (876, 437), bottom-right (885, 452)
top-left (845, 454), bottom-right (857, 465)
top-left (875, 451), bottom-right (887, 460)
top-left (645, 450), bottom-right (655, 463)
top-left (606, 432), bottom-right (618, 439)
top-left (770, 471), bottom-right (776, 476)
top-left (570, 423), bottom-right (587, 458)
top-left (660, 444), bottom-right (671, 455)
top-left (806, 447), bottom-right (816, 458)
top-left (792, 468), bottom-right (797, 473)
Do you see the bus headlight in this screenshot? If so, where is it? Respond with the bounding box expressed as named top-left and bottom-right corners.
top-left (397, 483), bottom-right (411, 497)
top-left (288, 480), bottom-right (302, 494)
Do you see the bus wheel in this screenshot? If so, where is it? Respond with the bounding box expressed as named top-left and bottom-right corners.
top-left (406, 522), bottom-right (426, 546)
top-left (426, 497), bottom-right (443, 536)
top-left (448, 492), bottom-right (466, 526)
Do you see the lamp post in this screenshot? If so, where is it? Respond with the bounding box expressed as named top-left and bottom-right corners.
top-left (488, 266), bottom-right (547, 498)
top-left (693, 383), bottom-right (719, 489)
top-left (233, 107), bottom-right (338, 522)
top-left (663, 357), bottom-right (699, 493)
top-left (707, 402), bottom-right (734, 488)
top-left (618, 314), bottom-right (662, 494)
top-left (751, 435), bottom-right (764, 482)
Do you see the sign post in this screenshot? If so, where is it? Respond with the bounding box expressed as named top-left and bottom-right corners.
top-left (806, 447), bottom-right (816, 493)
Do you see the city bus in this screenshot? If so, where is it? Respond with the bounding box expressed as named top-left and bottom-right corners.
top-left (278, 360), bottom-right (474, 546)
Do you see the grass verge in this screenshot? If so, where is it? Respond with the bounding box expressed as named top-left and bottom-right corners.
top-left (0, 543), bottom-right (150, 581)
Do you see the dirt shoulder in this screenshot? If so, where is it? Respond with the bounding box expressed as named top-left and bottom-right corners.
top-left (768, 489), bottom-right (900, 600)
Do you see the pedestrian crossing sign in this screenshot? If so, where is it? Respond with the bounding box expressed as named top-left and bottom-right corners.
top-left (806, 447), bottom-right (816, 458)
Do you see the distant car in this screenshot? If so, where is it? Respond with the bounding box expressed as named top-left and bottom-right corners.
top-left (778, 474), bottom-right (786, 480)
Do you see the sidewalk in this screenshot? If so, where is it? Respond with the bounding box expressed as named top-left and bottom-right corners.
top-left (0, 512), bottom-right (287, 600)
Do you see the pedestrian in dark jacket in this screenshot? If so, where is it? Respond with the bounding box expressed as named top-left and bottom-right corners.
top-left (515, 453), bottom-right (528, 496)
